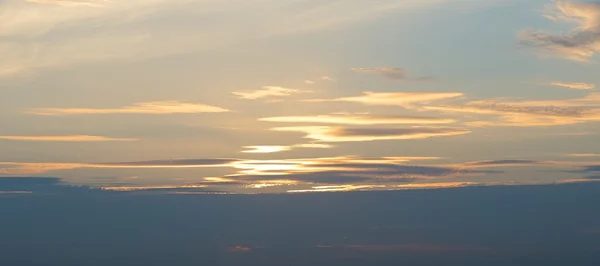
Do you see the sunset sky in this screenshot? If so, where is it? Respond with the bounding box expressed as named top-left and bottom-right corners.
top-left (2, 0), bottom-right (600, 194)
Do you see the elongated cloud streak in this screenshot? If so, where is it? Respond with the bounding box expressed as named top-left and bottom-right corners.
top-left (27, 101), bottom-right (229, 115)
top-left (25, 0), bottom-right (106, 7)
top-left (272, 126), bottom-right (470, 142)
top-left (260, 114), bottom-right (454, 125)
top-left (308, 91), bottom-right (463, 108)
top-left (0, 135), bottom-right (135, 142)
top-left (232, 86), bottom-right (307, 100)
top-left (351, 67), bottom-right (434, 81)
top-left (550, 82), bottom-right (596, 90)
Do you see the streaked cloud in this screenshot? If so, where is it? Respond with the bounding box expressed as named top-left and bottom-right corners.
top-left (272, 126), bottom-right (470, 142)
top-left (425, 92), bottom-right (600, 127)
top-left (568, 153), bottom-right (600, 157)
top-left (2, 1), bottom-right (440, 76)
top-left (320, 76), bottom-right (335, 82)
top-left (308, 91), bottom-right (463, 108)
top-left (550, 82), bottom-right (596, 90)
top-left (0, 135), bottom-right (135, 142)
top-left (260, 114), bottom-right (455, 125)
top-left (27, 101), bottom-right (229, 115)
top-left (241, 146), bottom-right (292, 154)
top-left (288, 185), bottom-right (384, 193)
top-left (351, 67), bottom-right (434, 81)
top-left (232, 86), bottom-right (307, 100)
top-left (519, 1), bottom-right (600, 62)
top-left (241, 143), bottom-right (333, 154)
top-left (24, 0), bottom-right (106, 7)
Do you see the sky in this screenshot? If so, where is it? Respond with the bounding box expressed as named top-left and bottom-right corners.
top-left (3, 1), bottom-right (600, 265)
top-left (1, 0), bottom-right (600, 194)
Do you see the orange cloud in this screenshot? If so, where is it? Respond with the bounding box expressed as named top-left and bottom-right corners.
top-left (0, 135), bottom-right (136, 142)
top-left (272, 126), bottom-right (470, 142)
top-left (550, 82), bottom-right (595, 90)
top-left (25, 0), bottom-right (106, 7)
top-left (308, 91), bottom-right (463, 108)
top-left (28, 101), bottom-right (229, 115)
top-left (260, 114), bottom-right (454, 125)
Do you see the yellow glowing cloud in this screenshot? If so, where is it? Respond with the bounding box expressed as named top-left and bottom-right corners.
top-left (232, 86), bottom-right (307, 100)
top-left (272, 126), bottom-right (470, 142)
top-left (308, 91), bottom-right (463, 108)
top-left (28, 101), bottom-right (229, 115)
top-left (260, 115), bottom-right (454, 125)
top-left (0, 135), bottom-right (136, 142)
top-left (396, 182), bottom-right (477, 190)
top-left (242, 146), bottom-right (291, 154)
top-left (550, 82), bottom-right (595, 90)
top-left (240, 143), bottom-right (333, 154)
top-left (287, 185), bottom-right (385, 193)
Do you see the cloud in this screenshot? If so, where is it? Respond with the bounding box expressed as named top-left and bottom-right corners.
top-left (272, 126), bottom-right (470, 142)
top-left (260, 114), bottom-right (455, 125)
top-left (568, 153), bottom-right (600, 157)
top-left (0, 135), bottom-right (136, 142)
top-left (241, 146), bottom-right (292, 154)
top-left (228, 246), bottom-right (252, 253)
top-left (24, 0), bottom-right (107, 7)
top-left (232, 86), bottom-right (307, 100)
top-left (519, 1), bottom-right (600, 62)
top-left (550, 81), bottom-right (596, 90)
top-left (27, 101), bottom-right (229, 115)
top-left (0, 158), bottom-right (237, 175)
top-left (241, 143), bottom-right (333, 154)
top-left (425, 92), bottom-right (600, 127)
top-left (351, 67), bottom-right (434, 81)
top-left (2, 0), bottom-right (443, 76)
top-left (320, 76), bottom-right (335, 82)
top-left (308, 91), bottom-right (464, 108)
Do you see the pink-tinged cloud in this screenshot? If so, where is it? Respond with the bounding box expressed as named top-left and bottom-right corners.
top-left (27, 101), bottom-right (229, 115)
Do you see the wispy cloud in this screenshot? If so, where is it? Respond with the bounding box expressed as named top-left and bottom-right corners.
top-left (272, 126), bottom-right (470, 142)
top-left (241, 143), bottom-right (333, 154)
top-left (260, 114), bottom-right (455, 125)
top-left (425, 92), bottom-right (600, 127)
top-left (308, 91), bottom-right (463, 108)
top-left (550, 81), bottom-right (596, 90)
top-left (351, 67), bottom-right (434, 81)
top-left (232, 86), bottom-right (307, 100)
top-left (0, 135), bottom-right (135, 142)
top-left (568, 153), bottom-right (600, 157)
top-left (241, 146), bottom-right (292, 154)
top-left (27, 101), bottom-right (229, 115)
top-left (519, 1), bottom-right (600, 62)
top-left (24, 0), bottom-right (107, 7)
top-left (2, 0), bottom-right (443, 76)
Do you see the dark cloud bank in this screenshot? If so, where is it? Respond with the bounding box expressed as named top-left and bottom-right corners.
top-left (2, 177), bottom-right (600, 266)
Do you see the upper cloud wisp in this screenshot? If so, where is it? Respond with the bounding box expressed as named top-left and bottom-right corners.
top-left (232, 86), bottom-right (307, 100)
top-left (519, 1), bottom-right (600, 62)
top-left (0, 135), bottom-right (135, 142)
top-left (27, 101), bottom-right (229, 115)
top-left (24, 0), bottom-right (106, 7)
top-left (351, 67), bottom-right (434, 81)
top-left (307, 91), bottom-right (463, 108)
top-left (550, 82), bottom-right (596, 90)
